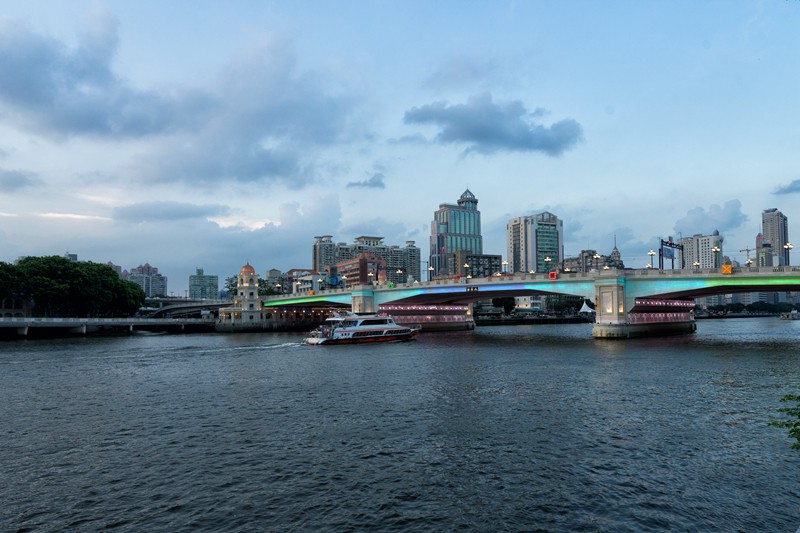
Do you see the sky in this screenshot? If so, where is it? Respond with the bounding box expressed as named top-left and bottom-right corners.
top-left (0, 1), bottom-right (798, 294)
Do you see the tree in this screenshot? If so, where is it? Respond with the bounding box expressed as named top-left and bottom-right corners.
top-left (0, 256), bottom-right (144, 317)
top-left (492, 297), bottom-right (516, 315)
top-left (769, 394), bottom-right (800, 451)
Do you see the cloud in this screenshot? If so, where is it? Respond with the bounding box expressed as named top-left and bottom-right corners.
top-left (347, 172), bottom-right (385, 189)
top-left (403, 93), bottom-right (583, 156)
top-left (673, 200), bottom-right (748, 236)
top-left (0, 169), bottom-right (41, 192)
top-left (0, 11), bottom-right (213, 139)
top-left (138, 36), bottom-right (355, 187)
top-left (774, 179), bottom-right (800, 195)
top-left (113, 201), bottom-right (231, 223)
top-left (0, 13), bottom-right (354, 189)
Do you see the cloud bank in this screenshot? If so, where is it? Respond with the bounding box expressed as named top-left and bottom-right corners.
top-left (403, 93), bottom-right (583, 156)
top-left (673, 200), bottom-right (748, 236)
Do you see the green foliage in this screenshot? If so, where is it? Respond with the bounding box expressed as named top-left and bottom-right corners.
top-left (769, 394), bottom-right (800, 451)
top-left (0, 256), bottom-right (144, 317)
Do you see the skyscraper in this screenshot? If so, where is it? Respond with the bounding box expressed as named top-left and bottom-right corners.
top-left (430, 189), bottom-right (482, 277)
top-left (506, 211), bottom-right (563, 273)
top-left (762, 208), bottom-right (790, 265)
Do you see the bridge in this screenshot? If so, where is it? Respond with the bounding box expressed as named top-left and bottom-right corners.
top-left (263, 265), bottom-right (800, 338)
top-left (0, 317), bottom-right (216, 338)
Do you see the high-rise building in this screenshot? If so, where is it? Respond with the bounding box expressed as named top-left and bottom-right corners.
top-left (679, 231), bottom-right (724, 269)
top-left (430, 189), bottom-right (482, 277)
top-left (505, 211), bottom-right (563, 273)
top-left (312, 235), bottom-right (420, 284)
top-left (762, 208), bottom-right (790, 265)
top-left (189, 268), bottom-right (219, 299)
top-left (127, 263), bottom-right (168, 297)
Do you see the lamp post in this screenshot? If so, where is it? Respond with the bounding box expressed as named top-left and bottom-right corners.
top-left (341, 275), bottom-right (347, 288)
top-left (463, 262), bottom-right (470, 277)
top-left (647, 249), bottom-right (656, 269)
top-left (784, 242), bottom-right (794, 266)
top-left (593, 253), bottom-right (601, 270)
top-left (502, 260), bottom-right (508, 274)
top-left (712, 245), bottom-right (721, 268)
top-left (693, 261), bottom-right (700, 270)
top-left (544, 256), bottom-right (552, 271)
top-left (745, 258), bottom-right (753, 269)
top-left (428, 265), bottom-right (434, 282)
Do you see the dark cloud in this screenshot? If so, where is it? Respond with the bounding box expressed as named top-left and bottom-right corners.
top-left (0, 169), bottom-right (41, 192)
top-left (347, 173), bottom-right (385, 189)
top-left (0, 12), bottom-right (353, 188)
top-left (403, 93), bottom-right (583, 156)
top-left (0, 13), bottom-right (214, 138)
top-left (112, 201), bottom-right (231, 222)
top-left (774, 179), bottom-right (800, 195)
top-left (140, 37), bottom-right (354, 187)
top-left (673, 200), bottom-right (747, 236)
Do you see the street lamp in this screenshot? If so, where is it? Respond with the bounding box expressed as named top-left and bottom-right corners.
top-left (785, 242), bottom-right (794, 265)
top-left (593, 253), bottom-right (601, 270)
top-left (502, 260), bottom-right (508, 274)
top-left (692, 261), bottom-right (700, 270)
top-left (428, 265), bottom-right (434, 282)
top-left (341, 275), bottom-right (347, 288)
top-left (745, 258), bottom-right (753, 268)
top-left (647, 249), bottom-right (656, 269)
top-left (544, 257), bottom-right (552, 272)
top-left (463, 262), bottom-right (470, 277)
top-left (712, 245), bottom-right (721, 268)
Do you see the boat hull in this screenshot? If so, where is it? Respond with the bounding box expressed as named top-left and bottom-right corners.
top-left (304, 330), bottom-right (418, 346)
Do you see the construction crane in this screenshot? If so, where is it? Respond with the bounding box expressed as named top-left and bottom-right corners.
top-left (740, 247), bottom-right (755, 264)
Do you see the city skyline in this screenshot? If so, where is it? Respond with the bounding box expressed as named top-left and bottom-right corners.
top-left (0, 1), bottom-right (798, 294)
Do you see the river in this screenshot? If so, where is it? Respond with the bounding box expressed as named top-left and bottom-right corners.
top-left (1, 317), bottom-right (799, 531)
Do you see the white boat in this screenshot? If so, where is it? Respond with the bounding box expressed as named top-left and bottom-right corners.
top-left (304, 312), bottom-right (419, 345)
top-left (780, 310), bottom-right (800, 320)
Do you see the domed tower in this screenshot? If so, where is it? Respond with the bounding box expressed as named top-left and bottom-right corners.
top-left (216, 262), bottom-right (266, 331)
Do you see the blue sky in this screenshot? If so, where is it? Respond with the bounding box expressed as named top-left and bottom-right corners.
top-left (0, 1), bottom-right (798, 293)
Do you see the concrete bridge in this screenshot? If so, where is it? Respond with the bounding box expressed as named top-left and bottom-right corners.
top-left (264, 265), bottom-right (800, 338)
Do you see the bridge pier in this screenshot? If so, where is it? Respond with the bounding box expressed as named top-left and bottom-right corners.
top-left (592, 278), bottom-right (696, 338)
top-left (351, 285), bottom-right (375, 314)
top-left (17, 326), bottom-right (28, 337)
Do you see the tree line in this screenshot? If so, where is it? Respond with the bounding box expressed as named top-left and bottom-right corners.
top-left (0, 256), bottom-right (145, 317)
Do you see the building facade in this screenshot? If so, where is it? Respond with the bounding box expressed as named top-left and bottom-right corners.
top-left (312, 235), bottom-right (420, 285)
top-left (189, 268), bottom-right (219, 299)
top-left (762, 208), bottom-right (790, 265)
top-left (506, 211), bottom-right (563, 273)
top-left (127, 263), bottom-right (168, 297)
top-left (430, 189), bottom-right (483, 277)
top-left (679, 231), bottom-right (724, 269)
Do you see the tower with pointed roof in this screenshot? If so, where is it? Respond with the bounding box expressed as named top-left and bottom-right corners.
top-left (430, 189), bottom-right (483, 277)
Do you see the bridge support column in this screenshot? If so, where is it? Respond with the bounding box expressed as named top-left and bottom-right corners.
top-left (592, 279), bottom-right (696, 338)
top-left (70, 325), bottom-right (87, 335)
top-left (17, 326), bottom-right (28, 337)
top-left (351, 285), bottom-right (375, 314)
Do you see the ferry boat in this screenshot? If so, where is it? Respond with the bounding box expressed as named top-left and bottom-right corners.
top-left (304, 312), bottom-right (419, 345)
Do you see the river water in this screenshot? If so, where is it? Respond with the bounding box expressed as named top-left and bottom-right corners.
top-left (1, 318), bottom-right (799, 532)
